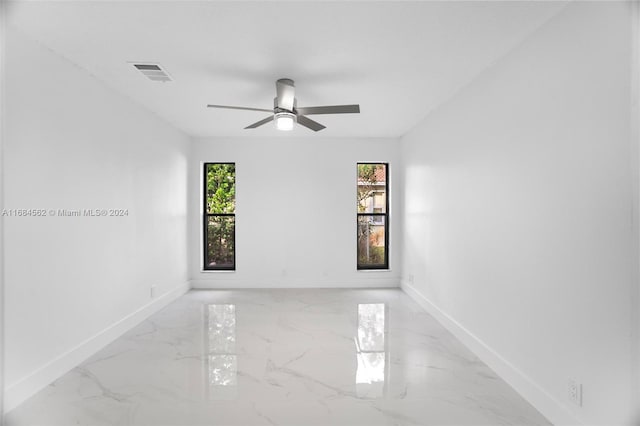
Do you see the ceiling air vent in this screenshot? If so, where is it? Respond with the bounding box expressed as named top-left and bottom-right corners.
top-left (132, 63), bottom-right (172, 82)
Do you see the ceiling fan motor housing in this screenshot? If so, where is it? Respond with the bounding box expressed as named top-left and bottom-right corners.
top-left (274, 97), bottom-right (297, 114)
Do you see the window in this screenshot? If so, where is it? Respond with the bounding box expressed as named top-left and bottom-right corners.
top-left (204, 163), bottom-right (236, 270)
top-left (357, 163), bottom-right (389, 269)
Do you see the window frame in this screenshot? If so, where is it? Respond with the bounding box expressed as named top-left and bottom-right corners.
top-left (357, 162), bottom-right (389, 270)
top-left (203, 162), bottom-right (236, 271)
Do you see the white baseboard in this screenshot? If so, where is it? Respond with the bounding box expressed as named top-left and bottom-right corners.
top-left (401, 281), bottom-right (581, 426)
top-left (4, 282), bottom-right (190, 413)
top-left (190, 277), bottom-right (400, 289)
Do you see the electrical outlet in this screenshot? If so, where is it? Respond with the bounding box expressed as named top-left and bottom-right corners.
top-left (568, 379), bottom-right (582, 406)
top-left (150, 285), bottom-right (157, 299)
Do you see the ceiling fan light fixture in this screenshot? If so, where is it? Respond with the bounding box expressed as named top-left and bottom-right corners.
top-left (275, 112), bottom-right (296, 131)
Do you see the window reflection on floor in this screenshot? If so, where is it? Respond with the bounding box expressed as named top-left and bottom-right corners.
top-left (355, 303), bottom-right (387, 398)
top-left (205, 304), bottom-right (237, 400)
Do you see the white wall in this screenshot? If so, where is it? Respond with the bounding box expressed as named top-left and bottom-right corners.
top-left (190, 137), bottom-right (400, 288)
top-left (634, 2), bottom-right (640, 422)
top-left (400, 2), bottom-right (637, 425)
top-left (0, 1), bottom-right (6, 422)
top-left (3, 29), bottom-right (190, 411)
top-left (632, 3), bottom-right (640, 423)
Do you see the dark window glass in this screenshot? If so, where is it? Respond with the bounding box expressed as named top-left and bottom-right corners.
top-left (357, 163), bottom-right (389, 269)
top-left (204, 163), bottom-right (236, 270)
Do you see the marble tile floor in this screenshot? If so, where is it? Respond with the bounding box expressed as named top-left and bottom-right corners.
top-left (5, 289), bottom-right (550, 426)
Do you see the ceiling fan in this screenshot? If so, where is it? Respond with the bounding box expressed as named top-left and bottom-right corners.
top-left (207, 78), bottom-right (360, 132)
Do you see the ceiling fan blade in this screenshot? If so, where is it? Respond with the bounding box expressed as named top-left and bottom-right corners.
top-left (208, 104), bottom-right (272, 113)
top-left (276, 78), bottom-right (295, 111)
top-left (244, 115), bottom-right (274, 129)
top-left (296, 104), bottom-right (360, 115)
top-left (297, 115), bottom-right (326, 132)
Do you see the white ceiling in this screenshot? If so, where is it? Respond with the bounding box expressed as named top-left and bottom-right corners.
top-left (7, 1), bottom-right (568, 138)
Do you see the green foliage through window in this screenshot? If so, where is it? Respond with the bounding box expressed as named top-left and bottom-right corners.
top-left (205, 163), bottom-right (236, 270)
top-left (207, 163), bottom-right (236, 214)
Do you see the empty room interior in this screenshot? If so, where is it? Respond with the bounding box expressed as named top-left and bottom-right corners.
top-left (1, 0), bottom-right (640, 425)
